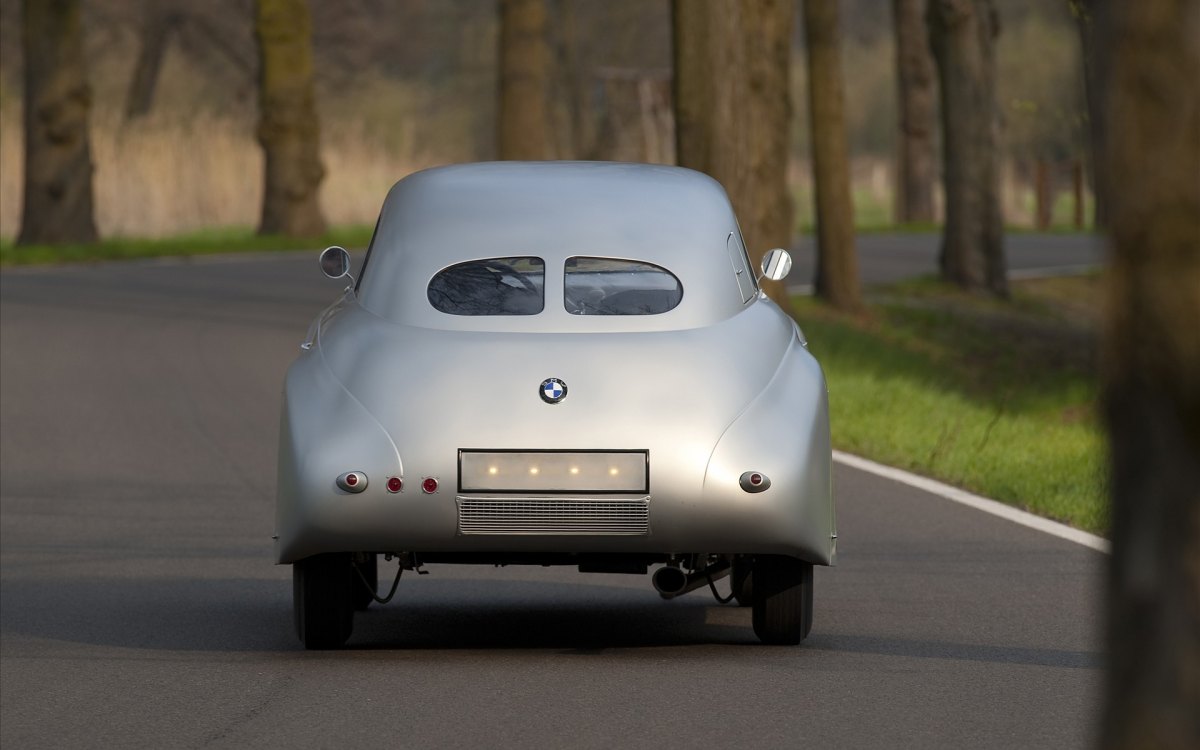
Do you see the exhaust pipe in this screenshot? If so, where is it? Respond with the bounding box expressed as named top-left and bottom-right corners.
top-left (652, 566), bottom-right (689, 596)
top-left (653, 559), bottom-right (732, 599)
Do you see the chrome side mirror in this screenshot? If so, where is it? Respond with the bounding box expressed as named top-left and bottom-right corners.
top-left (319, 246), bottom-right (352, 281)
top-left (759, 248), bottom-right (792, 282)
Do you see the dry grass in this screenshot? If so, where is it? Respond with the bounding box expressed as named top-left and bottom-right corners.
top-left (0, 105), bottom-right (1093, 241)
top-left (0, 109), bottom-right (428, 240)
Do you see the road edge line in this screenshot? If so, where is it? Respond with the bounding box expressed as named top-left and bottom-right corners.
top-left (832, 450), bottom-right (1110, 554)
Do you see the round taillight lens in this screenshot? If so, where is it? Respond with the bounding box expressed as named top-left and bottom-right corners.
top-left (345, 473), bottom-right (359, 486)
top-left (387, 477), bottom-right (402, 493)
top-left (422, 477), bottom-right (439, 494)
top-left (750, 473), bottom-right (763, 486)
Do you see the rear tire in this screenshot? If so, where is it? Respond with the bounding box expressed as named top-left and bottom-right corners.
top-left (293, 553), bottom-right (354, 649)
top-left (730, 556), bottom-right (753, 607)
top-left (751, 555), bottom-right (813, 645)
top-left (352, 553), bottom-right (378, 611)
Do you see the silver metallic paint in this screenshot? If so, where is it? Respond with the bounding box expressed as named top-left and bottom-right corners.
top-left (275, 162), bottom-right (835, 566)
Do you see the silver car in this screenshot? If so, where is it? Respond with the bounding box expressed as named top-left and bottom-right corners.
top-left (276, 162), bottom-right (835, 648)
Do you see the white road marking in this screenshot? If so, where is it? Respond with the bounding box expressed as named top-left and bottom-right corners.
top-left (833, 449), bottom-right (1110, 553)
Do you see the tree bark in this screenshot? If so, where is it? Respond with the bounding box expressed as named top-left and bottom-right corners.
top-left (927, 0), bottom-right (1007, 296)
top-left (1070, 0), bottom-right (1106, 228)
top-left (740, 0), bottom-right (798, 313)
top-left (18, 0), bottom-right (98, 246)
top-left (124, 2), bottom-right (180, 121)
top-left (672, 0), bottom-right (796, 315)
top-left (893, 0), bottom-right (937, 224)
top-left (805, 0), bottom-right (862, 311)
top-left (498, 0), bottom-right (551, 160)
top-left (1034, 159), bottom-right (1052, 230)
top-left (1099, 1), bottom-right (1200, 748)
top-left (254, 0), bottom-right (326, 238)
top-left (1071, 159), bottom-right (1084, 229)
top-left (673, 1), bottom-right (733, 180)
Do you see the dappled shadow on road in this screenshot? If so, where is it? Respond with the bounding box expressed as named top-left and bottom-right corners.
top-left (807, 633), bottom-right (1100, 670)
top-left (0, 576), bottom-right (752, 653)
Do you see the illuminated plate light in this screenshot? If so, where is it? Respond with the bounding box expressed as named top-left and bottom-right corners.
top-left (459, 451), bottom-right (647, 493)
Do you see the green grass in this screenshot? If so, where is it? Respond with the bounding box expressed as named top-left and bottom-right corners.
top-left (795, 276), bottom-right (1106, 534)
top-left (0, 224), bottom-right (377, 266)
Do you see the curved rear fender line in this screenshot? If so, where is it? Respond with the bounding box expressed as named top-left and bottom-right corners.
top-left (702, 333), bottom-right (835, 565)
top-left (315, 309), bottom-right (403, 470)
top-left (274, 346), bottom-right (403, 564)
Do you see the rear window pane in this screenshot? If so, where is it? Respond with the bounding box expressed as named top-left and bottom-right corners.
top-left (564, 257), bottom-right (683, 315)
top-left (428, 257), bottom-right (545, 316)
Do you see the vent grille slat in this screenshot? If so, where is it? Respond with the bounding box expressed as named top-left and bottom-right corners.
top-left (457, 496), bottom-right (650, 535)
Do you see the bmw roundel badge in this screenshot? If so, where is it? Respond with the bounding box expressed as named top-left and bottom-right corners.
top-left (540, 378), bottom-right (568, 404)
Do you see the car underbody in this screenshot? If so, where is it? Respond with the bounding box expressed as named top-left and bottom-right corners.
top-left (292, 550), bottom-right (815, 649)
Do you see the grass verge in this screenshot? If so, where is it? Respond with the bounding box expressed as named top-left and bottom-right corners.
top-left (0, 225), bottom-right (376, 267)
top-left (796, 275), bottom-right (1106, 534)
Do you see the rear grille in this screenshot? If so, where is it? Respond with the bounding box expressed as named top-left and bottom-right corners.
top-left (456, 496), bottom-right (650, 536)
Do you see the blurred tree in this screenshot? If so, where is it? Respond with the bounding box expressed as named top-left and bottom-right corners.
top-left (1099, 0), bottom-right (1200, 747)
top-left (928, 0), bottom-right (1006, 296)
top-left (254, 0), bottom-right (326, 237)
top-left (124, 1), bottom-right (180, 120)
top-left (17, 0), bottom-right (98, 245)
top-left (123, 0), bottom-right (256, 121)
top-left (1067, 0), bottom-right (1104, 226)
top-left (498, 0), bottom-right (550, 159)
top-left (892, 0), bottom-right (936, 224)
top-left (805, 0), bottom-right (862, 311)
top-left (672, 0), bottom-right (796, 315)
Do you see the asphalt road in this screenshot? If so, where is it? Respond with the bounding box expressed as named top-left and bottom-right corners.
top-left (0, 234), bottom-right (1104, 749)
top-left (788, 231), bottom-right (1103, 291)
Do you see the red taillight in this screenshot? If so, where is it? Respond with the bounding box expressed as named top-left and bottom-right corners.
top-left (387, 476), bottom-right (403, 493)
top-left (738, 470), bottom-right (770, 493)
top-left (422, 477), bottom-right (439, 494)
top-left (336, 471), bottom-right (368, 493)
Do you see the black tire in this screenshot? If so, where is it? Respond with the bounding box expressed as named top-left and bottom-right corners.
top-left (293, 553), bottom-right (354, 649)
top-left (730, 556), bottom-right (753, 607)
top-left (352, 553), bottom-right (378, 611)
top-left (751, 555), bottom-right (813, 645)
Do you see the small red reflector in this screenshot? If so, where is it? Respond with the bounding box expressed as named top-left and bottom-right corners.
top-left (422, 477), bottom-right (439, 494)
top-left (750, 473), bottom-right (763, 486)
top-left (387, 477), bottom-right (402, 493)
top-left (346, 473), bottom-right (358, 486)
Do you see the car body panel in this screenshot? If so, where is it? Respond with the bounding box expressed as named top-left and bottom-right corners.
top-left (275, 162), bottom-right (835, 567)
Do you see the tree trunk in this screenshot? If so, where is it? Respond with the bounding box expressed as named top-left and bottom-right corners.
top-left (18, 0), bottom-right (98, 246)
top-left (124, 2), bottom-right (179, 121)
top-left (1071, 159), bottom-right (1084, 229)
top-left (927, 0), bottom-right (1006, 296)
top-left (892, 0), bottom-right (937, 224)
top-left (740, 0), bottom-right (798, 313)
top-left (1034, 159), bottom-right (1052, 230)
top-left (497, 0), bottom-right (551, 160)
top-left (805, 0), bottom-right (862, 311)
top-left (672, 0), bottom-right (796, 315)
top-left (254, 0), bottom-right (326, 238)
top-left (1070, 0), bottom-right (1106, 228)
top-left (1099, 0), bottom-right (1200, 748)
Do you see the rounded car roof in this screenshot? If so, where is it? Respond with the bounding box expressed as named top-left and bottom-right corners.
top-left (356, 161), bottom-right (752, 332)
